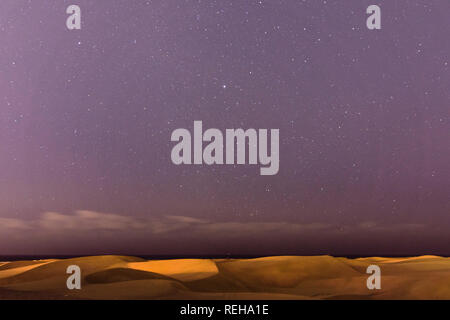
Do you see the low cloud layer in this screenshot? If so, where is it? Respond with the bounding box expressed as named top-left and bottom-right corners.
top-left (0, 210), bottom-right (444, 256)
top-left (0, 210), bottom-right (332, 236)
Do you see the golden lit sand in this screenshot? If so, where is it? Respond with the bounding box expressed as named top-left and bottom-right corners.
top-left (0, 255), bottom-right (448, 300)
top-left (0, 261), bottom-right (56, 280)
top-left (128, 259), bottom-right (218, 281)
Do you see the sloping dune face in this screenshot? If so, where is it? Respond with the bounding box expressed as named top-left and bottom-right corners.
top-left (0, 255), bottom-right (448, 300)
top-left (217, 256), bottom-right (361, 288)
top-left (128, 259), bottom-right (219, 281)
top-left (0, 261), bottom-right (56, 280)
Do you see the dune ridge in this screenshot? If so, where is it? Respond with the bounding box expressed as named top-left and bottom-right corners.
top-left (0, 255), bottom-right (448, 300)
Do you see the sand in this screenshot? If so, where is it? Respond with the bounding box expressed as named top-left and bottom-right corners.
top-left (0, 255), bottom-right (448, 300)
top-left (128, 259), bottom-right (219, 281)
top-left (0, 261), bottom-right (55, 280)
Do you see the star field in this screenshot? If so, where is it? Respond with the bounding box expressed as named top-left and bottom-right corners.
top-left (0, 0), bottom-right (449, 255)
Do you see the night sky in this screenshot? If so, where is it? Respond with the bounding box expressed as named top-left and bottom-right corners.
top-left (0, 0), bottom-right (449, 256)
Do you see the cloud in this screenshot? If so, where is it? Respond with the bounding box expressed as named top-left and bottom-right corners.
top-left (0, 210), bottom-right (442, 255)
top-left (193, 221), bottom-right (331, 237)
top-left (0, 217), bottom-right (30, 231)
top-left (0, 210), bottom-right (428, 239)
top-left (0, 211), bottom-right (333, 243)
top-left (355, 221), bottom-right (426, 232)
top-left (38, 211), bottom-right (147, 231)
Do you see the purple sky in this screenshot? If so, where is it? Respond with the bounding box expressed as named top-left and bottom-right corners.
top-left (0, 0), bottom-right (449, 256)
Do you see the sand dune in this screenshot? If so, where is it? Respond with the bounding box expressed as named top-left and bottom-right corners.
top-left (0, 255), bottom-right (448, 300)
